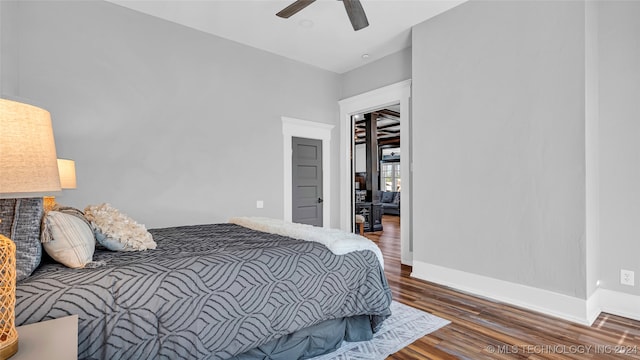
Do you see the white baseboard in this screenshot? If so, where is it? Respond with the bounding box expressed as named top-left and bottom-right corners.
top-left (597, 289), bottom-right (640, 322)
top-left (412, 261), bottom-right (596, 325)
top-left (412, 261), bottom-right (640, 325)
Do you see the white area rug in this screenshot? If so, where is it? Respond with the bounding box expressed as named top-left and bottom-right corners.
top-left (311, 301), bottom-right (451, 360)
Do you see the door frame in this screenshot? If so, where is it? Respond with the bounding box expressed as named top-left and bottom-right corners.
top-left (282, 117), bottom-right (334, 228)
top-left (338, 79), bottom-right (413, 265)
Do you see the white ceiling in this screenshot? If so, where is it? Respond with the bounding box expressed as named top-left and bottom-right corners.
top-left (106, 0), bottom-right (466, 74)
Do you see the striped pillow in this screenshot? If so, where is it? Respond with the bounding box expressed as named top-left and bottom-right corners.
top-left (42, 211), bottom-right (95, 268)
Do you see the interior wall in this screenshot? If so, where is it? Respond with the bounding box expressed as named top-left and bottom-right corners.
top-left (584, 0), bottom-right (600, 299)
top-left (340, 47), bottom-right (411, 99)
top-left (0, 0), bottom-right (19, 95)
top-left (598, 0), bottom-right (640, 296)
top-left (0, 0), bottom-right (3, 92)
top-left (340, 51), bottom-right (413, 264)
top-left (412, 0), bottom-right (588, 298)
top-left (11, 0), bottom-right (341, 228)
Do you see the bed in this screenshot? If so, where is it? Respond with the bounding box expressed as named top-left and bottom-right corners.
top-left (15, 222), bottom-right (392, 359)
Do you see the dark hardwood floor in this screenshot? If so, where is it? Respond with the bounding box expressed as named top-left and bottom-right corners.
top-left (364, 215), bottom-right (640, 359)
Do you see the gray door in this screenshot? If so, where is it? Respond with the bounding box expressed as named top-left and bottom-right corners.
top-left (292, 137), bottom-right (323, 227)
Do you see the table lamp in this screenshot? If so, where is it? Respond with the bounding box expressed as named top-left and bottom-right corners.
top-left (0, 98), bottom-right (61, 358)
top-left (44, 159), bottom-right (77, 211)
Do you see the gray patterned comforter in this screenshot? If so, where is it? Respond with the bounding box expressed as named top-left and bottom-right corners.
top-left (16, 223), bottom-right (392, 359)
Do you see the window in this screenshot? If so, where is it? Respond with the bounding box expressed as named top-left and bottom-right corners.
top-left (381, 162), bottom-right (401, 191)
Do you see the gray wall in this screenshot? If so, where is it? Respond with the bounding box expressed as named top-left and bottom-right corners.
top-left (599, 1), bottom-right (640, 296)
top-left (8, 0), bottom-right (341, 228)
top-left (340, 47), bottom-right (411, 99)
top-left (584, 0), bottom-right (600, 298)
top-left (412, 0), bottom-right (588, 298)
top-left (0, 0), bottom-right (19, 95)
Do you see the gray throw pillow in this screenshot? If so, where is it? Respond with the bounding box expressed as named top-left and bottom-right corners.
top-left (0, 198), bottom-right (44, 281)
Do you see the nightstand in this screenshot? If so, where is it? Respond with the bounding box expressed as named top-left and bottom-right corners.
top-left (13, 315), bottom-right (78, 360)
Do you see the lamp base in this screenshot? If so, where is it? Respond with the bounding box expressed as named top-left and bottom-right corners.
top-left (0, 233), bottom-right (19, 359)
top-left (0, 337), bottom-right (18, 359)
top-left (43, 196), bottom-right (56, 212)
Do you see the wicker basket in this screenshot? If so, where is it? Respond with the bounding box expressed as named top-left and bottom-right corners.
top-left (0, 234), bottom-right (18, 359)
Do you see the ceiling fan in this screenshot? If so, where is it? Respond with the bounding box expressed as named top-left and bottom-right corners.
top-left (276, 0), bottom-right (369, 31)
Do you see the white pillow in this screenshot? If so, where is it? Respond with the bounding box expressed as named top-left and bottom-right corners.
top-left (42, 211), bottom-right (95, 268)
top-left (84, 203), bottom-right (156, 251)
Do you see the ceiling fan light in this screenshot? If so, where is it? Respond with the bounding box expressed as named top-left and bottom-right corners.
top-left (299, 19), bottom-right (314, 28)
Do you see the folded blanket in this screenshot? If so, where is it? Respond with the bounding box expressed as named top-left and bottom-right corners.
top-left (229, 217), bottom-right (384, 267)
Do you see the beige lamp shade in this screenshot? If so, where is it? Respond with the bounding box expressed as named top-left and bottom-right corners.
top-left (0, 98), bottom-right (61, 198)
top-left (44, 158), bottom-right (77, 210)
top-left (57, 159), bottom-right (77, 189)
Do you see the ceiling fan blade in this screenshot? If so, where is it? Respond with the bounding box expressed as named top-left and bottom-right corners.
top-left (276, 0), bottom-right (316, 19)
top-left (342, 0), bottom-right (369, 31)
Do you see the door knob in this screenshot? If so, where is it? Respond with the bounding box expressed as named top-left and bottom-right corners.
top-left (317, 198), bottom-right (324, 203)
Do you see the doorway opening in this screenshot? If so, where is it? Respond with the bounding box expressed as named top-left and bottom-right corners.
top-left (338, 80), bottom-right (412, 265)
top-left (352, 106), bottom-right (401, 235)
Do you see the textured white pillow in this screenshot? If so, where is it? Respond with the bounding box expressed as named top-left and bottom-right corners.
top-left (42, 211), bottom-right (95, 268)
top-left (84, 203), bottom-right (156, 251)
